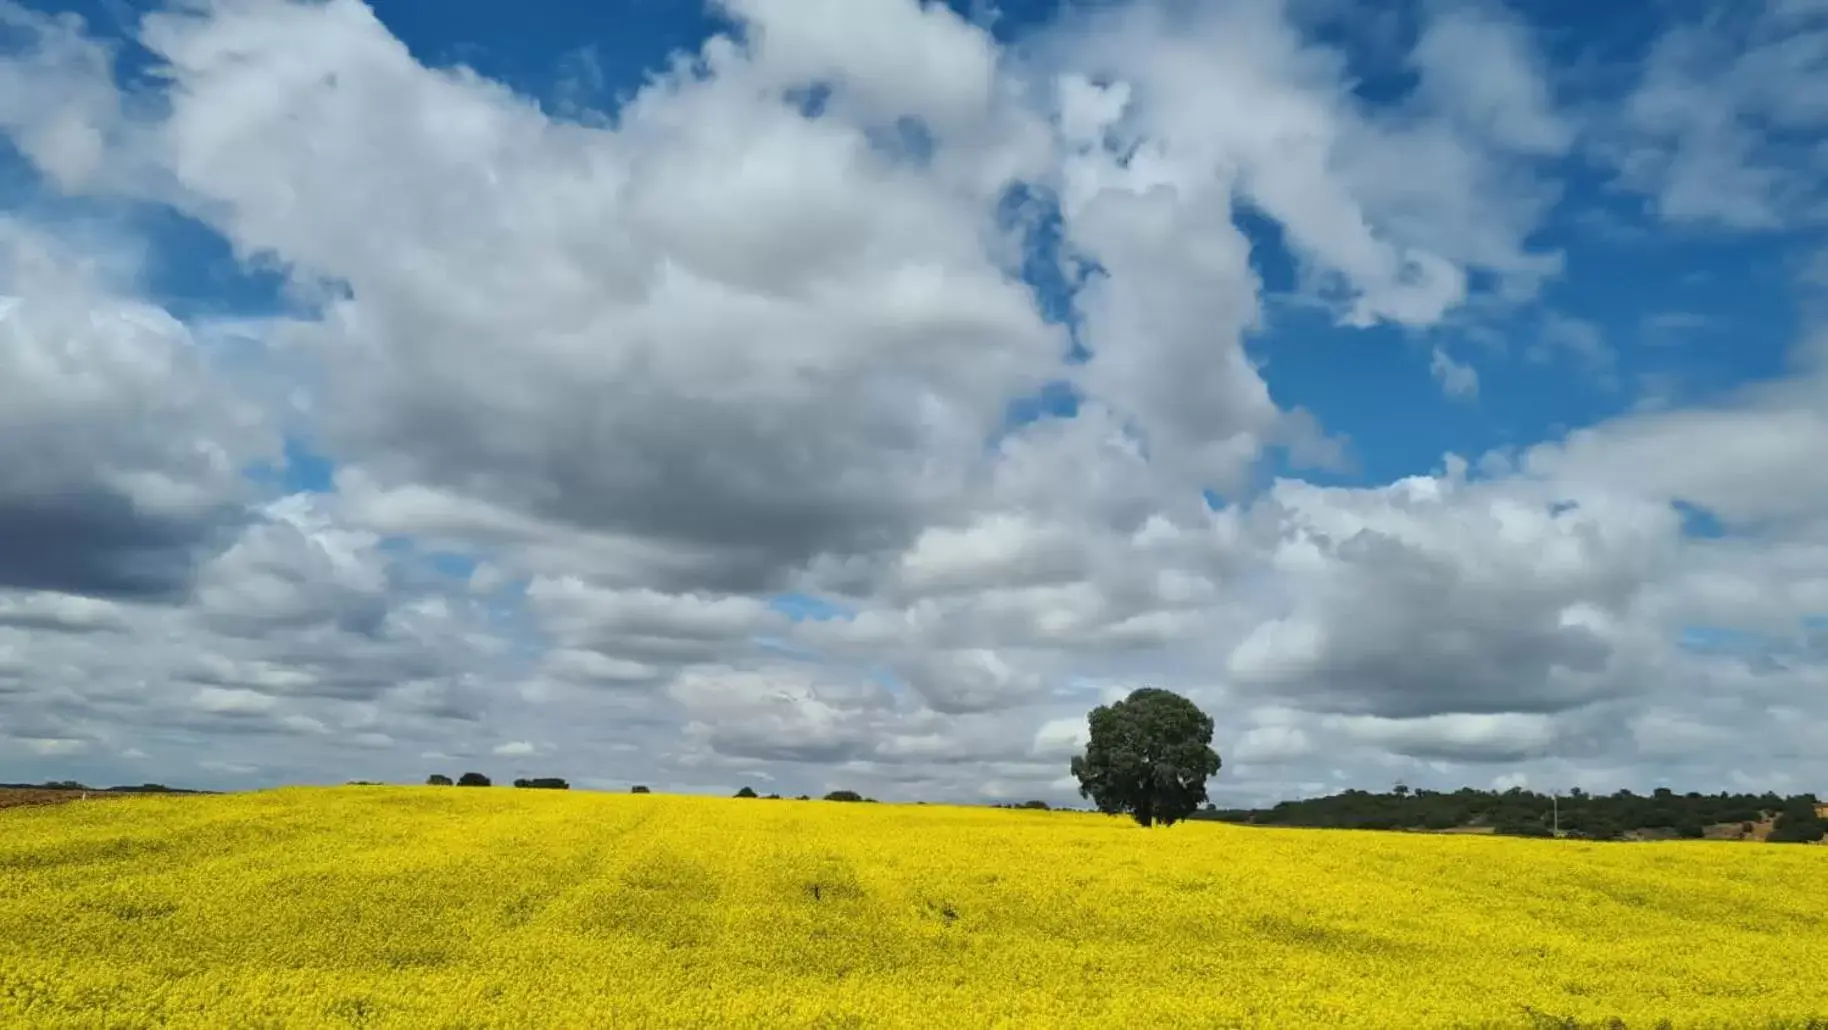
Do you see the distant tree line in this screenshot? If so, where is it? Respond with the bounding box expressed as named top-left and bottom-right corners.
top-left (2, 781), bottom-right (210, 795)
top-left (1199, 786), bottom-right (1826, 843)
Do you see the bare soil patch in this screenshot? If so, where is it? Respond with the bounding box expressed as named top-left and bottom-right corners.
top-left (0, 788), bottom-right (129, 812)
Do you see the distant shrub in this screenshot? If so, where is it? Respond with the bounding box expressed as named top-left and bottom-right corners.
top-left (345, 780), bottom-right (384, 786)
top-left (426, 774), bottom-right (453, 786)
top-left (513, 778), bottom-right (569, 790)
top-left (765, 793), bottom-right (782, 799)
top-left (457, 772), bottom-right (491, 788)
top-left (631, 785), bottom-right (651, 794)
top-left (1768, 813), bottom-right (1826, 844)
top-left (735, 786), bottom-right (758, 798)
top-left (795, 794), bottom-right (810, 801)
top-left (824, 790), bottom-right (864, 802)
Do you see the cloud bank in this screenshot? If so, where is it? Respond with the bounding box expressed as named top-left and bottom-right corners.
top-left (0, 0), bottom-right (1823, 805)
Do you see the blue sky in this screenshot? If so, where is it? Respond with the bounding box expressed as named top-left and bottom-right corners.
top-left (1, 0), bottom-right (1825, 802)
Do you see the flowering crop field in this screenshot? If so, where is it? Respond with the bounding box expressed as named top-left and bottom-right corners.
top-left (2, 788), bottom-right (1825, 1028)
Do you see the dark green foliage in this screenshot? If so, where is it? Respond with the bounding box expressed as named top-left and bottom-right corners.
top-left (823, 790), bottom-right (864, 802)
top-left (795, 794), bottom-right (810, 801)
top-left (345, 780), bottom-right (384, 786)
top-left (1768, 795), bottom-right (1825, 843)
top-left (1201, 786), bottom-right (1816, 842)
top-left (1496, 816), bottom-right (1553, 838)
top-left (456, 772), bottom-right (491, 787)
top-left (765, 793), bottom-right (782, 799)
top-left (1069, 687), bottom-right (1222, 828)
top-left (735, 786), bottom-right (758, 798)
top-left (631, 785), bottom-right (651, 794)
top-left (1419, 809), bottom-right (1458, 831)
top-left (426, 774), bottom-right (453, 786)
top-left (512, 778), bottom-right (569, 790)
top-left (1770, 819), bottom-right (1812, 841)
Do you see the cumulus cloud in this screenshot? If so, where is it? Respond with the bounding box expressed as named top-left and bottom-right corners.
top-left (0, 0), bottom-right (1823, 805)
top-left (0, 217), bottom-right (273, 599)
top-left (1430, 347), bottom-right (1480, 400)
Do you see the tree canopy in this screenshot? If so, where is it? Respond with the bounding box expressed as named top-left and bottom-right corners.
top-left (456, 772), bottom-right (491, 787)
top-left (1069, 687), bottom-right (1222, 827)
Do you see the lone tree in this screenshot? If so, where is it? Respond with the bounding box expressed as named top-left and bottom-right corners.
top-left (631, 785), bottom-right (651, 794)
top-left (426, 774), bottom-right (453, 786)
top-left (456, 772), bottom-right (491, 787)
top-left (1070, 687), bottom-right (1221, 828)
top-left (735, 786), bottom-right (758, 798)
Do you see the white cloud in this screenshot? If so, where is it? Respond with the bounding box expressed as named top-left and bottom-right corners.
top-left (1332, 712), bottom-right (1563, 763)
top-left (1431, 346), bottom-right (1480, 401)
top-left (1408, 4), bottom-right (1572, 156)
top-left (0, 4), bottom-right (123, 193)
top-left (1232, 724), bottom-right (1315, 765)
top-left (0, 216), bottom-right (275, 599)
top-left (1608, 1), bottom-right (1828, 228)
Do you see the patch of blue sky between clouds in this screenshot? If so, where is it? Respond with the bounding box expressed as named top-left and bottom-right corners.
top-left (768, 593), bottom-right (857, 623)
top-left (1678, 623), bottom-right (1823, 665)
top-left (864, 115), bottom-right (937, 167)
top-left (1671, 500), bottom-right (1727, 540)
top-left (279, 438), bottom-right (335, 494)
top-left (996, 182), bottom-right (1087, 343)
top-left (989, 182), bottom-right (1088, 447)
top-left (241, 437), bottom-right (335, 497)
top-left (374, 536), bottom-right (484, 585)
top-left (866, 665), bottom-right (910, 700)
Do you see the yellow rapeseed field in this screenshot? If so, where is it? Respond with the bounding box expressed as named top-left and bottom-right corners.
top-left (2, 787), bottom-right (1825, 1028)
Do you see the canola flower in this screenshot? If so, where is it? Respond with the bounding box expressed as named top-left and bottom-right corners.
top-left (1, 787), bottom-right (1825, 1028)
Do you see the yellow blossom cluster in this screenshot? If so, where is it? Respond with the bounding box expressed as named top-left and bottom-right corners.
top-left (3, 787), bottom-right (1825, 1028)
